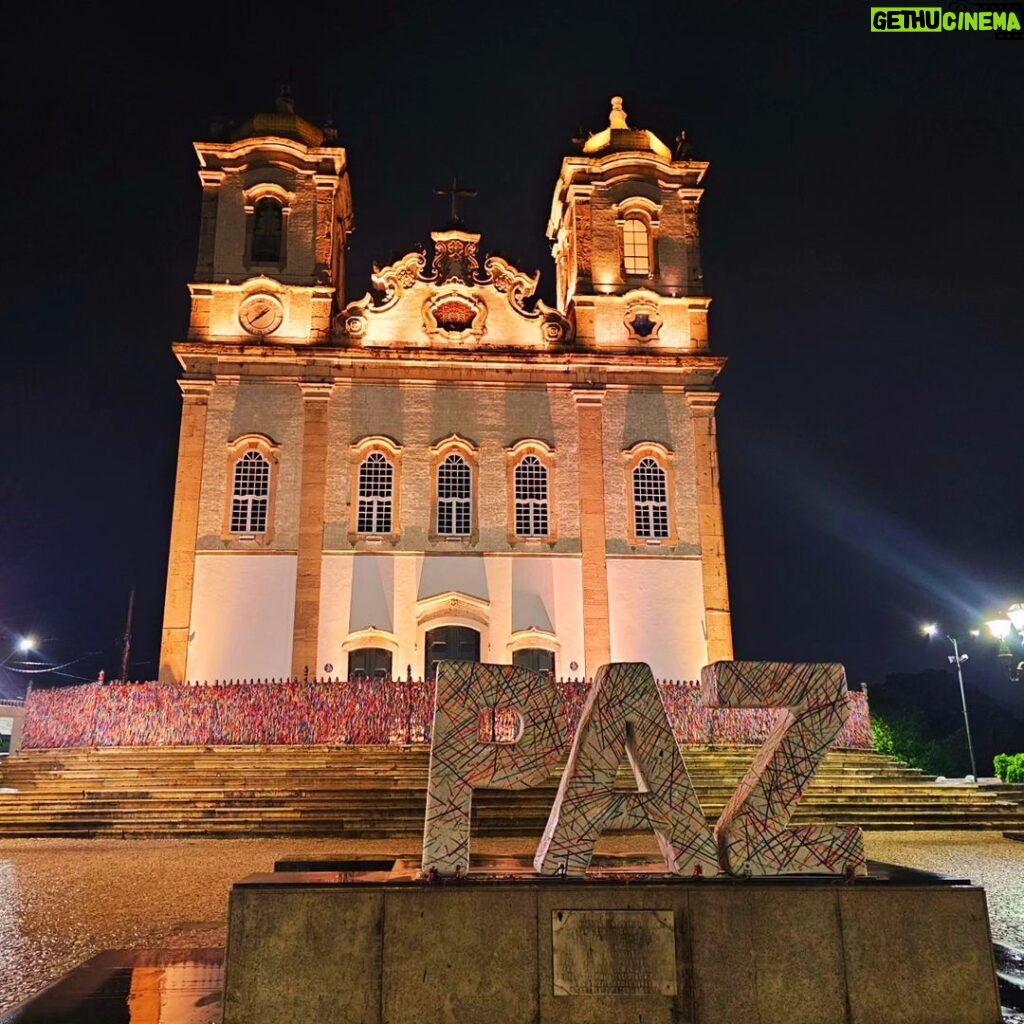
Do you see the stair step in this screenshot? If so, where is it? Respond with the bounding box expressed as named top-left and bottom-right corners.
top-left (2, 745), bottom-right (1020, 839)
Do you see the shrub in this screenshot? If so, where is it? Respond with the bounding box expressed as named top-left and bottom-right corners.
top-left (871, 713), bottom-right (965, 777)
top-left (993, 752), bottom-right (1024, 783)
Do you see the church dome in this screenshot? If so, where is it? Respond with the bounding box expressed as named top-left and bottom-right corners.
top-left (582, 97), bottom-right (672, 160)
top-left (232, 89), bottom-right (326, 147)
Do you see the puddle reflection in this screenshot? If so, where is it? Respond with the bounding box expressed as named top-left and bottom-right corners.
top-left (2, 949), bottom-right (222, 1024)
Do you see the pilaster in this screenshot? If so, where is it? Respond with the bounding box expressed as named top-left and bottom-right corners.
top-left (313, 175), bottom-right (338, 287)
top-left (686, 391), bottom-right (734, 661)
top-left (194, 170), bottom-right (224, 280)
top-left (291, 382), bottom-right (334, 678)
top-left (573, 389), bottom-right (611, 674)
top-left (159, 379), bottom-right (214, 683)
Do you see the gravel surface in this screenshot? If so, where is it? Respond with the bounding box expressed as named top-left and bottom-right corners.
top-left (0, 832), bottom-right (1021, 1015)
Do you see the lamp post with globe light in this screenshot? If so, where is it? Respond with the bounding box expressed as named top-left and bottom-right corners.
top-left (984, 603), bottom-right (1024, 682)
top-left (921, 623), bottom-right (978, 780)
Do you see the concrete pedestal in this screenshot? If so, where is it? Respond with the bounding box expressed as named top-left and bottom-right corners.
top-left (223, 866), bottom-right (1002, 1024)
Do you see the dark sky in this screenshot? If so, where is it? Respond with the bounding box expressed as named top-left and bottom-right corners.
top-left (2, 3), bottom-right (1022, 708)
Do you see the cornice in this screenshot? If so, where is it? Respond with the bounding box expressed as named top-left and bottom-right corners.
top-left (572, 293), bottom-right (712, 310)
top-left (188, 281), bottom-right (335, 299)
top-left (172, 340), bottom-right (726, 380)
top-left (194, 137), bottom-right (346, 174)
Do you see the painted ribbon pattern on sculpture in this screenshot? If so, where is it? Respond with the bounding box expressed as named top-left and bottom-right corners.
top-left (422, 660), bottom-right (866, 878)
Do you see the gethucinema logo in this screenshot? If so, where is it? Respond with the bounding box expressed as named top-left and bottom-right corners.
top-left (870, 6), bottom-right (1022, 34)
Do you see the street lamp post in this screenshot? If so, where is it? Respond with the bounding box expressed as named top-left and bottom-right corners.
top-left (945, 635), bottom-right (978, 781)
top-left (922, 624), bottom-right (978, 780)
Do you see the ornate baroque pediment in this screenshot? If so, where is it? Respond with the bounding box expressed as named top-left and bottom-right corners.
top-left (340, 228), bottom-right (572, 349)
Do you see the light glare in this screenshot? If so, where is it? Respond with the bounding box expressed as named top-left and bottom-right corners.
top-left (1007, 603), bottom-right (1024, 633)
top-left (921, 622), bottom-right (938, 637)
top-left (986, 617), bottom-right (1012, 641)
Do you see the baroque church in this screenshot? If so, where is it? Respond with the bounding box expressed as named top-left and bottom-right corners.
top-left (158, 95), bottom-right (732, 686)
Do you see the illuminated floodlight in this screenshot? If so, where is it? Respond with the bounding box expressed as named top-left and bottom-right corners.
top-left (1007, 603), bottom-right (1024, 634)
top-left (969, 629), bottom-right (981, 637)
top-left (921, 622), bottom-right (938, 638)
top-left (16, 635), bottom-right (35, 653)
top-left (986, 617), bottom-right (1012, 641)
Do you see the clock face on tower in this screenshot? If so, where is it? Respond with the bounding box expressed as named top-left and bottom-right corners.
top-left (238, 294), bottom-right (284, 336)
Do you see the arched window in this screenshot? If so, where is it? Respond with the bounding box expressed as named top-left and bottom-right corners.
top-left (632, 457), bottom-right (669, 539)
top-left (230, 451), bottom-right (270, 534)
top-left (514, 455), bottom-right (549, 537)
top-left (437, 453), bottom-right (471, 536)
top-left (622, 216), bottom-right (651, 276)
top-left (357, 452), bottom-right (393, 534)
top-left (251, 198), bottom-right (283, 262)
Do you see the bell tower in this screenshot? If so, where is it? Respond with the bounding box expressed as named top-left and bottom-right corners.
top-left (159, 93), bottom-right (353, 685)
top-left (188, 91), bottom-right (353, 345)
top-left (548, 96), bottom-right (709, 352)
top-left (546, 98), bottom-right (733, 665)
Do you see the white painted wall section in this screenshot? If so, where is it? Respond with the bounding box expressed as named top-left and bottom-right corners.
top-left (317, 554), bottom-right (356, 675)
top-left (187, 555), bottom-right (296, 682)
top-left (418, 555), bottom-right (489, 602)
top-left (606, 557), bottom-right (708, 681)
top-left (349, 555), bottom-right (395, 633)
top-left (511, 558), bottom-right (556, 633)
top-left (509, 556), bottom-right (585, 678)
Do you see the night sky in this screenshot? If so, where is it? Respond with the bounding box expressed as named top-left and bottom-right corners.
top-left (3, 3), bottom-right (1022, 709)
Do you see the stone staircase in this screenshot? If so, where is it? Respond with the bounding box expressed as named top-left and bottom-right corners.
top-left (979, 780), bottom-right (1024, 842)
top-left (1, 745), bottom-right (1022, 839)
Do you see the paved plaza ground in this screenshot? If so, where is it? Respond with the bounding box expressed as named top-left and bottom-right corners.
top-left (1, 832), bottom-right (1022, 1014)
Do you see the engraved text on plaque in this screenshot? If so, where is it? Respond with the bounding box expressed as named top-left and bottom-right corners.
top-left (551, 909), bottom-right (677, 996)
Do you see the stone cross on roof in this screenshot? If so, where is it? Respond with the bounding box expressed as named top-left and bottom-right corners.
top-left (434, 175), bottom-right (478, 226)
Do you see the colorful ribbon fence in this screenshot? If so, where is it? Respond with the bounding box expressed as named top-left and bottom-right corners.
top-left (20, 678), bottom-right (872, 750)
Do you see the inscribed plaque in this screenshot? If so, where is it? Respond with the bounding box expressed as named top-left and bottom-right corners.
top-left (551, 909), bottom-right (677, 996)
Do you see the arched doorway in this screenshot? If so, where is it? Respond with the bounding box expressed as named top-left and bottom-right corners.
top-left (348, 647), bottom-right (393, 680)
top-left (425, 625), bottom-right (480, 681)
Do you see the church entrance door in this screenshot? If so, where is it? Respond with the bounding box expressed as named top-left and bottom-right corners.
top-left (348, 647), bottom-right (393, 680)
top-left (425, 625), bottom-right (480, 681)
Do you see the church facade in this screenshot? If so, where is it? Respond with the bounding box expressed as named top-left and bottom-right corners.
top-left (159, 96), bottom-right (732, 685)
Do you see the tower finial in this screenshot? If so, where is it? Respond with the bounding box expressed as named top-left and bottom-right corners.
top-left (276, 84), bottom-right (295, 114)
top-left (609, 96), bottom-right (628, 130)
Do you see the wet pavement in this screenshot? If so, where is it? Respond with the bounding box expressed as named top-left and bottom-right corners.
top-left (0, 948), bottom-right (223, 1024)
top-left (0, 832), bottom-right (1021, 1019)
top-left (862, 831), bottom-right (1024, 950)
